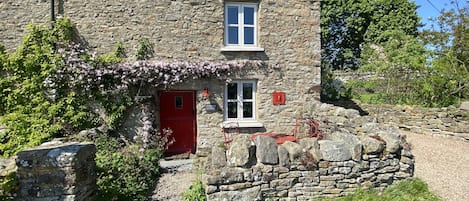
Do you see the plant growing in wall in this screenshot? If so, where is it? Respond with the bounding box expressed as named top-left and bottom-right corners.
top-left (135, 37), bottom-right (154, 60)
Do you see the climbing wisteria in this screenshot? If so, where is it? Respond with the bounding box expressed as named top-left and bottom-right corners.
top-left (45, 43), bottom-right (272, 95)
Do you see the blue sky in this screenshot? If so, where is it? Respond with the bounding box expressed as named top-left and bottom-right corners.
top-left (414, 0), bottom-right (468, 29)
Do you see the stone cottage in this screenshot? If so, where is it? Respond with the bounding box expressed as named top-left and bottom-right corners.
top-left (0, 0), bottom-right (321, 156)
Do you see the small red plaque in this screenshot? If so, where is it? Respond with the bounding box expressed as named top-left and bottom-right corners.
top-left (272, 92), bottom-right (286, 105)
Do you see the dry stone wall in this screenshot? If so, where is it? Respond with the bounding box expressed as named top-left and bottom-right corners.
top-left (359, 103), bottom-right (469, 141)
top-left (308, 100), bottom-right (469, 142)
top-left (15, 142), bottom-right (96, 201)
top-left (205, 102), bottom-right (415, 200)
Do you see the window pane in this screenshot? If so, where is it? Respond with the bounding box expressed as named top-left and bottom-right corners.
top-left (227, 83), bottom-right (238, 99)
top-left (244, 27), bottom-right (254, 45)
top-left (228, 27), bottom-right (239, 44)
top-left (227, 6), bottom-right (238, 24)
top-left (243, 102), bottom-right (253, 118)
top-left (175, 96), bottom-right (183, 109)
top-left (228, 102), bottom-right (238, 118)
top-left (243, 83), bottom-right (253, 99)
top-left (244, 7), bottom-right (255, 25)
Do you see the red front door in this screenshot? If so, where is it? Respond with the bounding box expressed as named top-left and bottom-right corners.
top-left (160, 91), bottom-right (197, 155)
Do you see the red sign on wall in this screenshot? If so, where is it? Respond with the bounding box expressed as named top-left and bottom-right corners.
top-left (272, 92), bottom-right (286, 105)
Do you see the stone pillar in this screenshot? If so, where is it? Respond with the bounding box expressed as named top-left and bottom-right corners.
top-left (15, 142), bottom-right (97, 201)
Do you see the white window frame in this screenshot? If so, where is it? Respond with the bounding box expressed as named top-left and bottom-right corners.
top-left (224, 80), bottom-right (257, 122)
top-left (222, 3), bottom-right (264, 51)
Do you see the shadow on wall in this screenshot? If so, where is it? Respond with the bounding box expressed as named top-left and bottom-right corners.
top-left (324, 99), bottom-right (369, 116)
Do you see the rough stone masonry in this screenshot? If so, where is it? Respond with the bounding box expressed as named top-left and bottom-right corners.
top-left (204, 102), bottom-right (415, 200)
top-left (15, 142), bottom-right (97, 201)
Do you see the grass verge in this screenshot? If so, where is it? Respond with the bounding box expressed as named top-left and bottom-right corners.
top-left (321, 178), bottom-right (441, 201)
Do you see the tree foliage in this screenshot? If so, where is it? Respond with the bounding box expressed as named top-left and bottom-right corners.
top-left (345, 1), bottom-right (468, 107)
top-left (421, 2), bottom-right (468, 100)
top-left (321, 0), bottom-right (420, 70)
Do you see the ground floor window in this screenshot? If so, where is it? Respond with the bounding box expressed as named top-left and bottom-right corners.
top-left (224, 80), bottom-right (257, 121)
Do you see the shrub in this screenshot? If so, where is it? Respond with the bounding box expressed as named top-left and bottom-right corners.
top-left (94, 135), bottom-right (162, 201)
top-left (182, 178), bottom-right (206, 201)
top-left (0, 18), bottom-right (101, 157)
top-left (321, 67), bottom-right (352, 101)
top-left (0, 171), bottom-right (18, 201)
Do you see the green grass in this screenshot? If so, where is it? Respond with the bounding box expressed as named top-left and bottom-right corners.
top-left (321, 178), bottom-right (442, 201)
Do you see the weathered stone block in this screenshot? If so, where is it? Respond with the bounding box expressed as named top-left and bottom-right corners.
top-left (207, 186), bottom-right (262, 201)
top-left (299, 138), bottom-right (322, 161)
top-left (16, 142), bottom-right (96, 201)
top-left (328, 131), bottom-right (362, 161)
top-left (281, 141), bottom-right (303, 162)
top-left (211, 146), bottom-right (227, 168)
top-left (377, 130), bottom-right (403, 153)
top-left (318, 140), bottom-right (352, 162)
top-left (460, 101), bottom-right (469, 111)
top-left (255, 136), bottom-right (279, 165)
top-left (220, 182), bottom-right (252, 191)
top-left (278, 145), bottom-right (290, 167)
top-left (228, 134), bottom-right (253, 167)
top-left (362, 136), bottom-right (385, 154)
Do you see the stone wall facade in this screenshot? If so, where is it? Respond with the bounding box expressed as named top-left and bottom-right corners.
top-left (204, 102), bottom-right (415, 200)
top-left (360, 103), bottom-right (469, 141)
top-left (1, 0), bottom-right (321, 155)
top-left (15, 142), bottom-right (96, 201)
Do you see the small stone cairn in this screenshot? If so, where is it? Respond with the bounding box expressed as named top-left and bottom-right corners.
top-left (205, 102), bottom-right (415, 201)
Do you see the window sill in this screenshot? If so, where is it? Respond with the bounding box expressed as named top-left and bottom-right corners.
top-left (220, 47), bottom-right (265, 52)
top-left (221, 121), bottom-right (264, 128)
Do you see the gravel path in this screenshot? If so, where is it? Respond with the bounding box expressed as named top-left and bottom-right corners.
top-left (149, 159), bottom-right (197, 201)
top-left (403, 131), bottom-right (469, 201)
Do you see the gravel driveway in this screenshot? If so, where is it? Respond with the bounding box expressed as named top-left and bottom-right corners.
top-left (403, 131), bottom-right (469, 201)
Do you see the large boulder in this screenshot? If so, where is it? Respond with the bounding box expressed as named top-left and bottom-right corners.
top-left (327, 130), bottom-right (362, 161)
top-left (255, 136), bottom-right (278, 165)
top-left (299, 138), bottom-right (322, 161)
top-left (281, 141), bottom-right (303, 162)
top-left (318, 140), bottom-right (352, 162)
top-left (227, 134), bottom-right (253, 167)
top-left (211, 146), bottom-right (227, 168)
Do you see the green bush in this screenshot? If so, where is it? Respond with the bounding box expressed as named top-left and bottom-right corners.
top-left (321, 67), bottom-right (352, 101)
top-left (0, 171), bottom-right (18, 201)
top-left (182, 178), bottom-right (206, 201)
top-left (94, 135), bottom-right (162, 201)
top-left (0, 19), bottom-right (98, 157)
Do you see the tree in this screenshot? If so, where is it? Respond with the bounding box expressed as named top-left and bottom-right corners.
top-left (420, 1), bottom-right (469, 100)
top-left (321, 0), bottom-right (421, 70)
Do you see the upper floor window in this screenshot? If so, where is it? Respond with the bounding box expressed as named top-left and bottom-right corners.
top-left (223, 3), bottom-right (263, 51)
